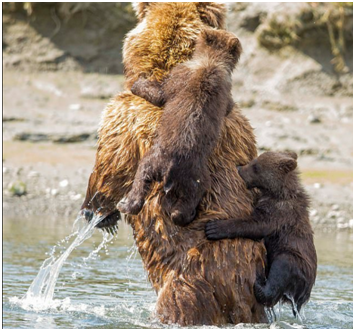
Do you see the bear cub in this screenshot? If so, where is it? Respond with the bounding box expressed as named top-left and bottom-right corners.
top-left (117, 29), bottom-right (242, 226)
top-left (205, 151), bottom-right (317, 314)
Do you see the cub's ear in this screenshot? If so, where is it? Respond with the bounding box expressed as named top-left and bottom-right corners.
top-left (279, 158), bottom-right (297, 174)
top-left (229, 37), bottom-right (242, 60)
top-left (132, 2), bottom-right (150, 22)
top-left (283, 150), bottom-right (298, 160)
top-left (200, 28), bottom-right (218, 46)
top-left (196, 2), bottom-right (227, 29)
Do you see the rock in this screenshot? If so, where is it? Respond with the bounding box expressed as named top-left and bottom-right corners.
top-left (28, 171), bottom-right (40, 178)
top-left (51, 189), bottom-right (59, 196)
top-left (14, 132), bottom-right (93, 143)
top-left (14, 133), bottom-right (49, 142)
top-left (52, 133), bottom-right (92, 143)
top-left (309, 209), bottom-right (318, 217)
top-left (69, 193), bottom-right (82, 201)
top-left (59, 179), bottom-right (69, 188)
top-left (8, 181), bottom-right (27, 196)
top-left (307, 114), bottom-right (321, 124)
top-left (69, 104), bottom-right (82, 111)
top-left (3, 116), bottom-right (25, 122)
top-left (35, 49), bottom-right (67, 64)
top-left (313, 183), bottom-right (322, 189)
top-left (332, 204), bottom-right (340, 211)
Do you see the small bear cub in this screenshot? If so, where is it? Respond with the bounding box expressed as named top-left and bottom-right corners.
top-left (117, 29), bottom-right (241, 227)
top-left (206, 151), bottom-right (317, 314)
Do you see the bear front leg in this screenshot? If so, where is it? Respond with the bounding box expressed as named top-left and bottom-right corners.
top-left (131, 76), bottom-right (166, 107)
top-left (205, 218), bottom-right (271, 241)
top-left (117, 150), bottom-right (159, 215)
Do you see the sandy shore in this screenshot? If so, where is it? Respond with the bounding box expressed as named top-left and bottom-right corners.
top-left (3, 70), bottom-right (352, 230)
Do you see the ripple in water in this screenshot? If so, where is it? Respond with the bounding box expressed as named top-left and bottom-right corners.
top-left (4, 218), bottom-right (353, 329)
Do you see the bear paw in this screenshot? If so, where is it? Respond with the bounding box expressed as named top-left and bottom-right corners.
top-left (117, 196), bottom-right (144, 215)
top-left (254, 281), bottom-right (267, 305)
top-left (205, 220), bottom-right (230, 240)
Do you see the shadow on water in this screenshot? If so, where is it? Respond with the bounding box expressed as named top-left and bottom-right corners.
top-left (3, 217), bottom-right (353, 329)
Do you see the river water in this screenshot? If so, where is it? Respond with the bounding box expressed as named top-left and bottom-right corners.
top-left (3, 217), bottom-right (353, 329)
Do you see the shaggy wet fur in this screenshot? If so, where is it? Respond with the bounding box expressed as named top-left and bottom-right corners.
top-left (117, 29), bottom-right (242, 227)
top-left (81, 2), bottom-right (267, 325)
top-left (206, 151), bottom-right (317, 314)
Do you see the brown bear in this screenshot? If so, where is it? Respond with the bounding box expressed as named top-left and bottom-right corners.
top-left (206, 151), bottom-right (317, 315)
top-left (117, 28), bottom-right (242, 227)
top-left (81, 2), bottom-right (268, 325)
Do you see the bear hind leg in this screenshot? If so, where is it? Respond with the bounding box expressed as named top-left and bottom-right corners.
top-left (254, 255), bottom-right (294, 308)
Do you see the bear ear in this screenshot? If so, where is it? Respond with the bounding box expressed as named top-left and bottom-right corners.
top-left (229, 37), bottom-right (242, 60)
top-left (132, 2), bottom-right (150, 22)
top-left (196, 2), bottom-right (227, 29)
top-left (200, 28), bottom-right (217, 46)
top-left (279, 158), bottom-right (297, 174)
top-left (283, 151), bottom-right (298, 160)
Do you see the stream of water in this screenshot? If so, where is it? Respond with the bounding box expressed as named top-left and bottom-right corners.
top-left (3, 217), bottom-right (353, 329)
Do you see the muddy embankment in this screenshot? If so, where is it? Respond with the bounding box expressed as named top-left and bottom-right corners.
top-left (3, 3), bottom-right (353, 230)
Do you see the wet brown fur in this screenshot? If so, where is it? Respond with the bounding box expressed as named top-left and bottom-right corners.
top-left (117, 29), bottom-right (242, 227)
top-left (81, 3), bottom-right (267, 325)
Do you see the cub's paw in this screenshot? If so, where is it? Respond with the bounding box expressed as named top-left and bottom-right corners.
top-left (254, 278), bottom-right (275, 307)
top-left (130, 79), bottom-right (142, 97)
top-left (117, 196), bottom-right (144, 215)
top-left (254, 281), bottom-right (267, 305)
top-left (205, 220), bottom-right (230, 240)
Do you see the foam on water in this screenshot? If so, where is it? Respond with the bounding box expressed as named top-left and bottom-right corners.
top-left (14, 214), bottom-right (110, 311)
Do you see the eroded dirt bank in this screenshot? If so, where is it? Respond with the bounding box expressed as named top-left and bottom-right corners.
top-left (3, 3), bottom-right (353, 230)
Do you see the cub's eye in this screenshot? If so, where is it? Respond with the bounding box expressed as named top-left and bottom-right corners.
top-left (252, 164), bottom-right (258, 173)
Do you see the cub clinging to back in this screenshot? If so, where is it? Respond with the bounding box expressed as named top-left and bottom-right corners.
top-left (206, 151), bottom-right (317, 314)
top-left (117, 28), bottom-right (242, 226)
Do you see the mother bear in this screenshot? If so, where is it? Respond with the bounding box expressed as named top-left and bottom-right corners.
top-left (81, 2), bottom-right (267, 326)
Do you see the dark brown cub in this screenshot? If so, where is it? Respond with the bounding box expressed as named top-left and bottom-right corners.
top-left (117, 29), bottom-right (242, 226)
top-left (206, 151), bottom-right (317, 314)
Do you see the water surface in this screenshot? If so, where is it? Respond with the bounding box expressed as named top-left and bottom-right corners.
top-left (3, 217), bottom-right (353, 329)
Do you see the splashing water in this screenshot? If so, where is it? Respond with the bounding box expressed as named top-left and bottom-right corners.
top-left (287, 295), bottom-right (304, 324)
top-left (21, 214), bottom-right (109, 309)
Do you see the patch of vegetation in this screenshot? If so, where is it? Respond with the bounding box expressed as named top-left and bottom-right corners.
top-left (300, 169), bottom-right (353, 184)
top-left (256, 3), bottom-right (353, 73)
top-left (3, 2), bottom-right (136, 31)
top-left (8, 181), bottom-right (27, 196)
